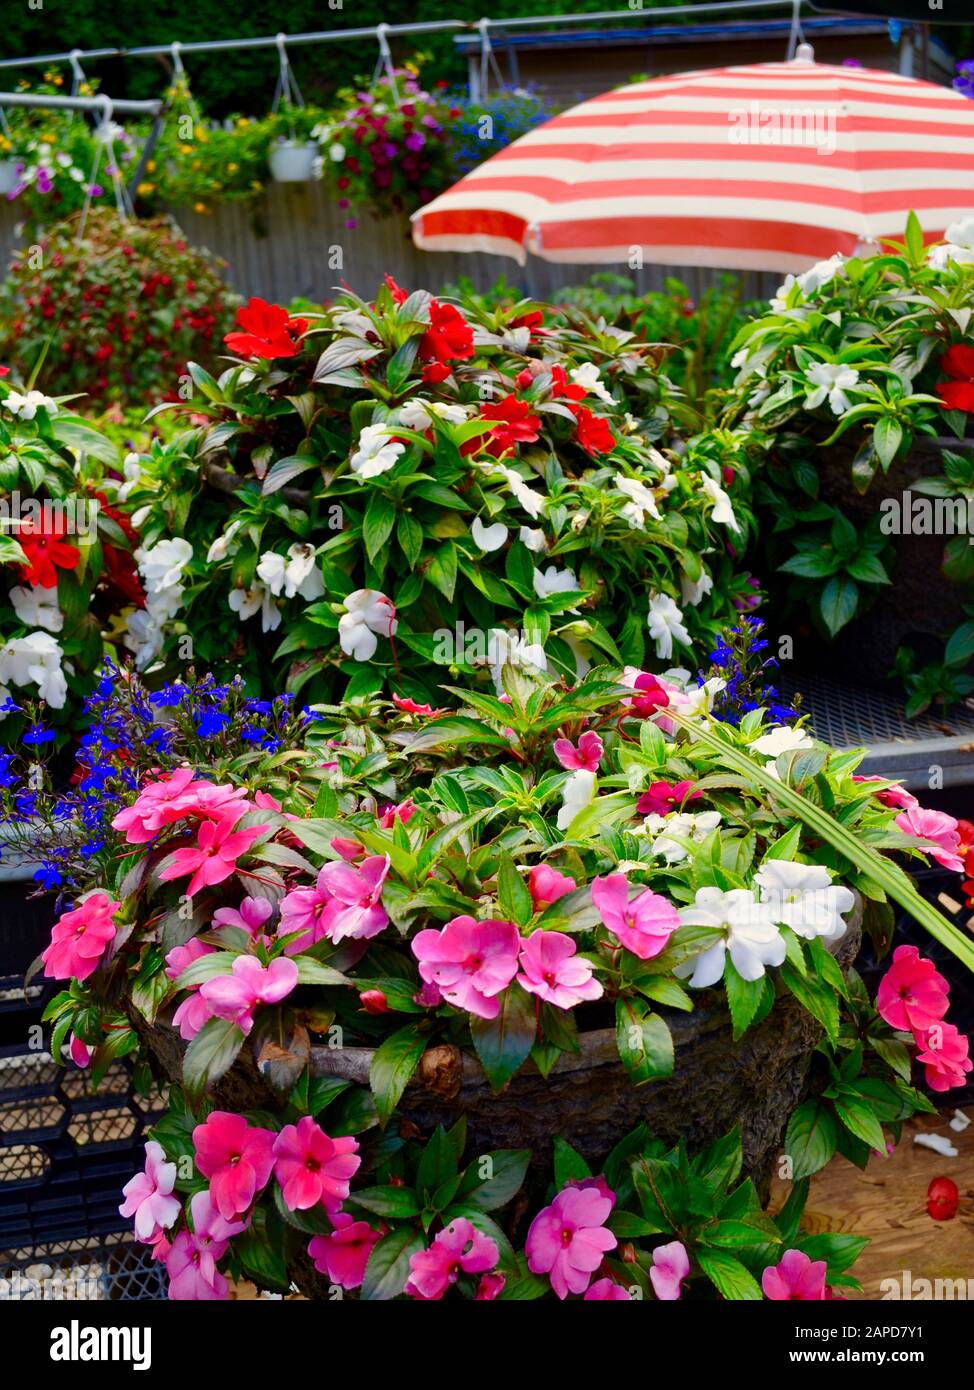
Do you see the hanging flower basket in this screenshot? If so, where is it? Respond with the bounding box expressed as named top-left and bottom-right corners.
top-left (268, 139), bottom-right (318, 184)
top-left (0, 158), bottom-right (19, 197)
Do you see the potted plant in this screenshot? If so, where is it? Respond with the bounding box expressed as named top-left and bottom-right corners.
top-left (724, 213), bottom-right (974, 715)
top-left (13, 638), bottom-right (970, 1298)
top-left (118, 277), bottom-right (760, 704)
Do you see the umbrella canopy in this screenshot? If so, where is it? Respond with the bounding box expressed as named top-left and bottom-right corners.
top-left (412, 55), bottom-right (974, 274)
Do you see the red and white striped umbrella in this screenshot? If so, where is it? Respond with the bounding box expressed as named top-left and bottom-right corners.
top-left (412, 55), bottom-right (974, 274)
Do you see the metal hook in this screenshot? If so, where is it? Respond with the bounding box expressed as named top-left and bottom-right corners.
top-left (68, 48), bottom-right (85, 96)
top-left (170, 41), bottom-right (185, 76)
top-left (373, 22), bottom-right (400, 106)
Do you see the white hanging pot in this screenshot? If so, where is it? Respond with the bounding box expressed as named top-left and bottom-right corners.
top-left (269, 140), bottom-right (317, 183)
top-left (0, 159), bottom-right (21, 196)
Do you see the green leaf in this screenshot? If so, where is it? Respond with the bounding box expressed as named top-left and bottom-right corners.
top-left (553, 1136), bottom-right (592, 1188)
top-left (497, 853), bottom-right (533, 927)
top-left (361, 1227), bottom-right (425, 1301)
top-left (416, 1121), bottom-right (464, 1197)
top-left (425, 541), bottom-right (458, 601)
top-left (182, 1018), bottom-right (246, 1104)
top-left (396, 511), bottom-right (424, 569)
top-left (615, 998), bottom-right (674, 1084)
top-left (457, 1149), bottom-right (531, 1211)
top-left (696, 1247), bottom-right (763, 1300)
top-left (262, 455), bottom-right (319, 495)
top-left (872, 415), bottom-right (903, 469)
top-left (818, 575), bottom-right (859, 636)
top-left (351, 1185), bottom-right (421, 1219)
top-left (785, 1099), bottom-right (839, 1179)
top-left (363, 492), bottom-right (396, 563)
top-left (470, 986), bottom-right (537, 1093)
top-left (368, 1022), bottom-right (427, 1126)
top-left (723, 960), bottom-right (768, 1041)
top-left (832, 1095), bottom-right (886, 1151)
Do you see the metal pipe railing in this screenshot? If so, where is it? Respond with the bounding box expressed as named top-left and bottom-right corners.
top-left (0, 91), bottom-right (161, 116)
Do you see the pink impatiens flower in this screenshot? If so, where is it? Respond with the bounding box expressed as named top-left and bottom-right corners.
top-left (199, 955), bottom-right (299, 1035)
top-left (166, 936), bottom-right (218, 1041)
top-left (165, 1231), bottom-right (230, 1301)
top-left (649, 1241), bottom-right (690, 1300)
top-left (526, 1184), bottom-right (617, 1299)
top-left (528, 863), bottom-right (577, 911)
top-left (553, 730), bottom-right (604, 772)
top-left (378, 798), bottom-right (416, 828)
top-left (851, 775), bottom-right (919, 813)
top-left (272, 1117), bottom-right (360, 1213)
top-left (411, 915), bottom-right (521, 1019)
top-left (158, 815), bottom-right (269, 897)
top-left (405, 1218), bottom-right (499, 1300)
top-left (192, 1112), bottom-right (276, 1221)
top-left (876, 945), bottom-right (950, 1033)
top-left (516, 930), bottom-right (603, 1010)
top-left (895, 806), bottom-right (963, 872)
top-left (636, 780), bottom-right (701, 817)
top-left (212, 895), bottom-right (274, 939)
top-left (278, 854), bottom-right (390, 953)
top-left (761, 1248), bottom-right (827, 1301)
top-left (620, 667), bottom-right (671, 718)
top-left (111, 767), bottom-right (198, 842)
top-left (915, 1022), bottom-right (973, 1092)
top-left (308, 1212), bottom-right (381, 1289)
top-left (591, 874), bottom-right (681, 960)
top-left (119, 1140), bottom-right (181, 1241)
top-left (42, 891), bottom-right (119, 982)
top-left (584, 1277), bottom-right (632, 1300)
top-left (184, 1188), bottom-right (247, 1285)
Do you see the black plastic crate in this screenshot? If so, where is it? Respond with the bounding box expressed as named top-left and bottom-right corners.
top-left (0, 1230), bottom-right (167, 1300)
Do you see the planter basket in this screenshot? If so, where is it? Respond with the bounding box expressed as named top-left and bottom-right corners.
top-left (269, 141), bottom-right (318, 183)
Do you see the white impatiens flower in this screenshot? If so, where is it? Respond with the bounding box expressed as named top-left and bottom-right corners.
top-left (640, 810), bottom-right (723, 864)
top-left (136, 538), bottom-right (193, 595)
top-left (9, 585), bottom-right (63, 633)
top-left (532, 564), bottom-right (577, 601)
top-left (680, 568), bottom-right (713, 607)
top-left (804, 362), bottom-right (860, 416)
top-left (769, 254), bottom-right (845, 312)
top-left (675, 887), bottom-right (786, 988)
top-left (569, 363), bottom-right (614, 404)
top-left (700, 475), bottom-right (740, 533)
top-left (328, 142), bottom-right (346, 162)
top-left (0, 631), bottom-right (67, 707)
top-left (485, 628), bottom-right (547, 694)
top-left (471, 516), bottom-right (509, 552)
top-left (338, 589), bottom-right (397, 662)
top-left (256, 543), bottom-right (325, 602)
top-left (750, 725), bottom-right (814, 760)
top-left (398, 399), bottom-right (469, 430)
top-left (228, 582), bottom-right (282, 633)
top-left (928, 217), bottom-right (974, 268)
top-left (754, 860), bottom-right (855, 942)
top-left (206, 520), bottom-right (243, 565)
top-left (350, 424), bottom-right (406, 479)
top-left (3, 390), bottom-right (58, 420)
top-left (123, 608), bottom-right (164, 670)
top-left (647, 593), bottom-right (691, 660)
top-left (556, 768), bottom-right (596, 832)
top-left (116, 453), bottom-right (143, 503)
top-left (493, 465), bottom-right (545, 519)
top-left (519, 526), bottom-right (547, 553)
top-left (615, 475), bottom-right (662, 529)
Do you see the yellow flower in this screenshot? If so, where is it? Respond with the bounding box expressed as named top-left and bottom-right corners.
top-left (146, 159), bottom-right (156, 173)
top-left (180, 144), bottom-right (192, 155)
top-left (194, 201), bottom-right (208, 213)
top-left (192, 159), bottom-right (201, 169)
top-left (137, 182), bottom-right (155, 196)
top-left (237, 117), bottom-right (249, 128)
top-left (227, 163), bottom-right (238, 174)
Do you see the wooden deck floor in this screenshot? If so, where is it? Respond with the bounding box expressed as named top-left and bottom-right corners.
top-left (771, 1107), bottom-right (974, 1299)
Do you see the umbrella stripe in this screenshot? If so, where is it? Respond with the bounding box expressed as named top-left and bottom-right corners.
top-left (484, 144), bottom-right (974, 172)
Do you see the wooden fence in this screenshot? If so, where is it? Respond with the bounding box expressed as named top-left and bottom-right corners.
top-left (0, 183), bottom-right (781, 305)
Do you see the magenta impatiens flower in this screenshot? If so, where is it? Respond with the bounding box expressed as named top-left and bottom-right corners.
top-left (915, 1022), bottom-right (973, 1092)
top-left (526, 1184), bottom-right (617, 1299)
top-left (212, 895), bottom-right (274, 939)
top-left (111, 767), bottom-right (197, 842)
top-left (553, 730), bottom-right (603, 772)
top-left (591, 873), bottom-right (681, 960)
top-left (528, 863), bottom-right (577, 911)
top-left (199, 955), bottom-right (298, 1035)
top-left (649, 1240), bottom-right (690, 1300)
top-left (851, 775), bottom-right (919, 813)
top-left (278, 854), bottom-right (390, 953)
top-left (636, 780), bottom-right (701, 817)
top-left (517, 930), bottom-right (603, 1010)
top-left (894, 806), bottom-right (963, 872)
top-left (272, 1117), bottom-right (360, 1213)
top-left (180, 1188), bottom-right (246, 1295)
top-left (42, 891), bottom-right (119, 982)
top-left (158, 815), bottom-right (269, 897)
top-left (192, 1112), bottom-right (276, 1221)
top-left (308, 1212), bottom-right (381, 1289)
top-left (119, 1140), bottom-right (181, 1241)
top-left (876, 945), bottom-right (950, 1033)
top-left (762, 1249), bottom-right (827, 1300)
top-left (405, 1218), bottom-right (499, 1300)
top-left (411, 915), bottom-right (521, 1019)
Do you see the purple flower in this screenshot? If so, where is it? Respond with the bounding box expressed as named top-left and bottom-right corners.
top-left (36, 168), bottom-right (53, 194)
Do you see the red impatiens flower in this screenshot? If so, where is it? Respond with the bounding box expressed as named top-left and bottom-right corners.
top-left (419, 300), bottom-right (475, 374)
top-left (551, 364), bottom-right (587, 403)
top-left (935, 344), bottom-right (974, 414)
top-left (476, 395), bottom-right (541, 458)
top-left (224, 297), bottom-right (308, 360)
top-left (18, 521), bottom-right (81, 589)
top-left (572, 405), bottom-right (616, 456)
top-left (384, 274), bottom-right (408, 306)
